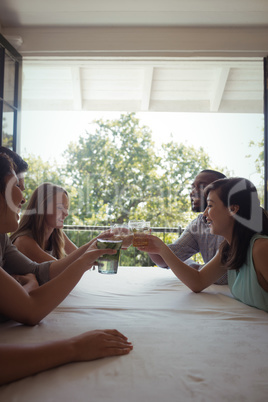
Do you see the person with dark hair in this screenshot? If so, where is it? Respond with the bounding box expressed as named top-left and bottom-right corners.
top-left (0, 146), bottom-right (28, 191)
top-left (0, 152), bottom-right (113, 291)
top-left (0, 152), bottom-right (133, 384)
top-left (149, 169), bottom-right (228, 284)
top-left (137, 177), bottom-right (268, 312)
top-left (1, 148), bottom-right (77, 262)
top-left (0, 150), bottom-right (110, 277)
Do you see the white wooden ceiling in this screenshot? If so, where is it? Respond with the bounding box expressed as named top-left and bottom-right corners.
top-left (20, 58), bottom-right (263, 113)
top-left (1, 0), bottom-right (268, 27)
top-left (0, 1), bottom-right (267, 113)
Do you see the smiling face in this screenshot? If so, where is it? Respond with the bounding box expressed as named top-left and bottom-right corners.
top-left (0, 172), bottom-right (25, 233)
top-left (44, 191), bottom-right (69, 230)
top-left (190, 172), bottom-right (219, 212)
top-left (203, 190), bottom-right (235, 243)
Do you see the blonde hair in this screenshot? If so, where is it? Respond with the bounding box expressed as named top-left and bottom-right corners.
top-left (11, 183), bottom-right (69, 259)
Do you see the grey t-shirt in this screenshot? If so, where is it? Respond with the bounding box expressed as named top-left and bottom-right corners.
top-left (168, 214), bottom-right (224, 263)
top-left (0, 233), bottom-right (52, 285)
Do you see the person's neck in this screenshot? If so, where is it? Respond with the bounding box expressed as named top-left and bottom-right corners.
top-left (224, 230), bottom-right (233, 245)
top-left (43, 226), bottom-right (54, 248)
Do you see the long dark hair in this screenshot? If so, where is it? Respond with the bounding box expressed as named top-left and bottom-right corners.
top-left (204, 177), bottom-right (268, 270)
top-left (0, 153), bottom-right (15, 195)
top-left (0, 147), bottom-right (28, 174)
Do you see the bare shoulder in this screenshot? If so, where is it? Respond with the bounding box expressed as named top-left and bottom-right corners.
top-left (13, 235), bottom-right (40, 256)
top-left (14, 235), bottom-right (36, 247)
top-left (14, 235), bottom-right (56, 262)
top-left (252, 237), bottom-right (268, 290)
top-left (252, 237), bottom-right (268, 256)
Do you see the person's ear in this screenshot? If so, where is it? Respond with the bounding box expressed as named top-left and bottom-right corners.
top-left (228, 205), bottom-right (239, 216)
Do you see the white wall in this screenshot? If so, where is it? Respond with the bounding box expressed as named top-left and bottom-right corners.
top-left (3, 26), bottom-right (268, 58)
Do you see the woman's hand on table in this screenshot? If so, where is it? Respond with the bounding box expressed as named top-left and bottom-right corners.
top-left (71, 329), bottom-right (133, 361)
top-left (0, 329), bottom-right (133, 385)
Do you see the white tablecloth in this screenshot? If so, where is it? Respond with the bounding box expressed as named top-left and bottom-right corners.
top-left (1, 267), bottom-right (268, 401)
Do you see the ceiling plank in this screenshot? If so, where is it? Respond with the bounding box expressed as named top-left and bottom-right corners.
top-left (20, 59), bottom-right (263, 113)
top-left (141, 66), bottom-right (154, 111)
top-left (210, 67), bottom-right (230, 112)
top-left (72, 66), bottom-right (82, 110)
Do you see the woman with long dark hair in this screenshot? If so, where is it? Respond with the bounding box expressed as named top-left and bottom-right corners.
top-left (137, 177), bottom-right (268, 312)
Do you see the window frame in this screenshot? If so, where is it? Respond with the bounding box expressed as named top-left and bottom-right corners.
top-left (264, 56), bottom-right (268, 210)
top-left (0, 33), bottom-right (22, 151)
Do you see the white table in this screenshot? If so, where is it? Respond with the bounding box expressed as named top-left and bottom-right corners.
top-left (1, 267), bottom-right (268, 401)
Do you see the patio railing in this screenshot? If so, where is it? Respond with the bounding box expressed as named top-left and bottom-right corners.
top-left (64, 225), bottom-right (184, 266)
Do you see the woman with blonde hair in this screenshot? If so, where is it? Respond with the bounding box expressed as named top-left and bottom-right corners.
top-left (11, 182), bottom-right (77, 262)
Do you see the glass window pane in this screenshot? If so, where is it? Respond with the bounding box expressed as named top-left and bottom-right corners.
top-left (2, 103), bottom-right (14, 149)
top-left (4, 52), bottom-right (15, 106)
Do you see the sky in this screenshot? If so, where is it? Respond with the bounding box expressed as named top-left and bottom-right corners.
top-left (20, 111), bottom-right (264, 188)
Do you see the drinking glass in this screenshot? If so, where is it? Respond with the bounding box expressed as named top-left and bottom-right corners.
top-left (110, 224), bottom-right (133, 249)
top-left (128, 220), bottom-right (151, 247)
top-left (96, 238), bottom-right (122, 274)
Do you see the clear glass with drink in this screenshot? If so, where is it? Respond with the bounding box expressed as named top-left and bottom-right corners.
top-left (110, 224), bottom-right (133, 249)
top-left (96, 239), bottom-right (123, 274)
top-left (128, 220), bottom-right (151, 247)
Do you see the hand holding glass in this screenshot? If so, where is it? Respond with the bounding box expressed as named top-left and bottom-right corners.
top-left (128, 220), bottom-right (151, 247)
top-left (96, 239), bottom-right (123, 274)
top-left (110, 224), bottom-right (133, 249)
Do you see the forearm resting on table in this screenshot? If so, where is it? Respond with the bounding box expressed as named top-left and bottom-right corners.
top-left (158, 244), bottom-right (209, 292)
top-left (0, 340), bottom-right (74, 385)
top-left (0, 329), bottom-right (133, 385)
top-left (25, 260), bottom-right (86, 325)
top-left (159, 245), bottom-right (225, 292)
top-left (148, 253), bottom-right (168, 268)
top-left (1, 260), bottom-right (86, 326)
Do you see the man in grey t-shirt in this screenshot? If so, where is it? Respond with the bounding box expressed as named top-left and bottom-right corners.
top-left (149, 169), bottom-right (228, 285)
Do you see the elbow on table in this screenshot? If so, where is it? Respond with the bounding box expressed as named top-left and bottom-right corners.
top-left (17, 311), bottom-right (43, 326)
top-left (191, 287), bottom-right (203, 294)
top-left (19, 317), bottom-right (41, 327)
top-left (188, 282), bottom-right (206, 293)
top-left (187, 272), bottom-right (207, 293)
top-left (24, 317), bottom-right (41, 327)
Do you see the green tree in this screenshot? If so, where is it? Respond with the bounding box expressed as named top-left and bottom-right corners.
top-left (2, 133), bottom-right (13, 148)
top-left (142, 139), bottom-right (211, 228)
top-left (248, 131), bottom-right (264, 205)
top-left (21, 154), bottom-right (66, 207)
top-left (63, 114), bottom-right (214, 229)
top-left (62, 113), bottom-right (216, 265)
top-left (249, 136), bottom-right (264, 176)
top-left (2, 116), bottom-right (13, 148)
top-left (22, 114), bottom-right (224, 266)
top-left (63, 113), bottom-right (160, 226)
